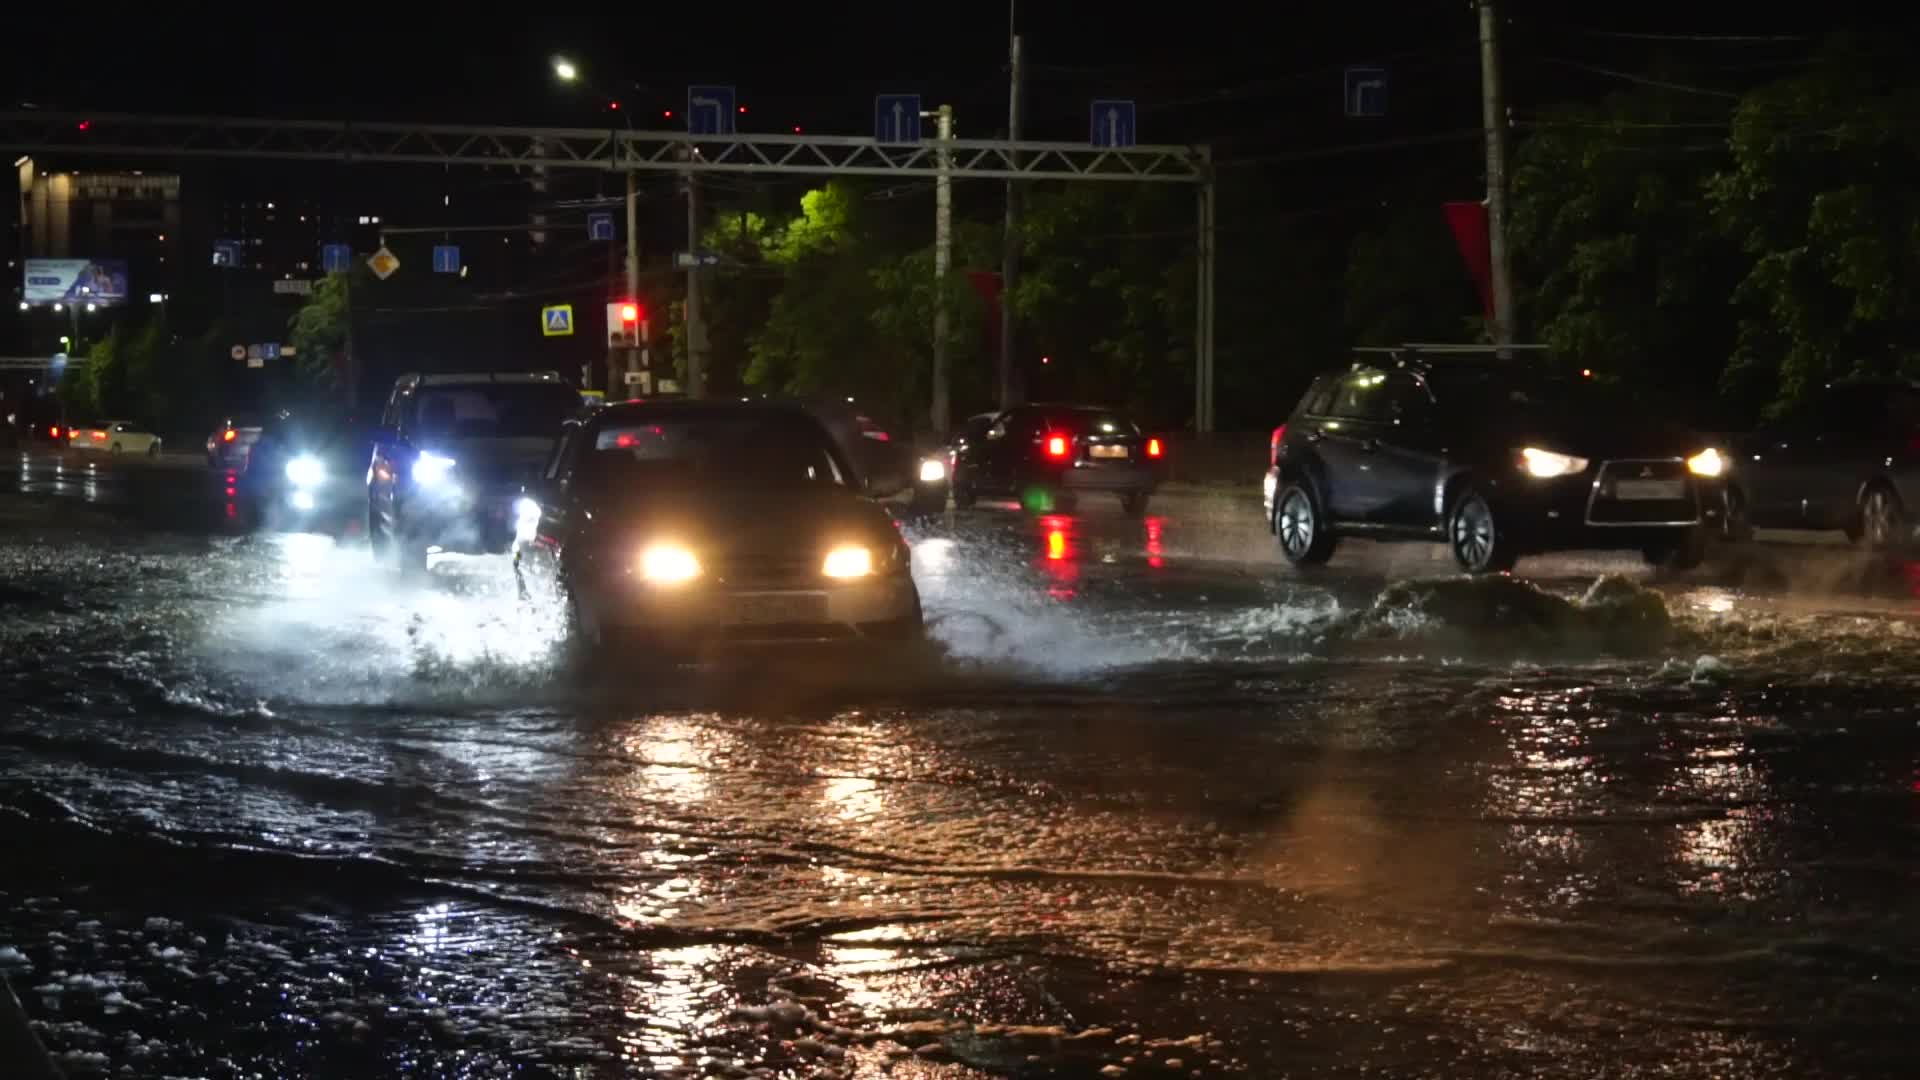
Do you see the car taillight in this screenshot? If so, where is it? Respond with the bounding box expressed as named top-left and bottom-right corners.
top-left (1146, 437), bottom-right (1163, 458)
top-left (1270, 425), bottom-right (1287, 467)
top-left (1046, 435), bottom-right (1068, 459)
top-left (49, 426), bottom-right (59, 438)
top-left (222, 429), bottom-right (237, 442)
top-left (91, 430), bottom-right (106, 440)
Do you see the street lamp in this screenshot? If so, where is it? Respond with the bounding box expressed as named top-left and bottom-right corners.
top-left (551, 56), bottom-right (645, 396)
top-left (553, 57), bottom-right (578, 82)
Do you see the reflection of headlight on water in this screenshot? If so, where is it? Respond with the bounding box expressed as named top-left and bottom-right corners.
top-left (285, 454), bottom-right (326, 488)
top-left (289, 490), bottom-right (317, 511)
top-left (918, 458), bottom-right (947, 483)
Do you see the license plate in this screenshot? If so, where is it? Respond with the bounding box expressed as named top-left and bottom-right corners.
top-left (733, 593), bottom-right (827, 624)
top-left (1613, 479), bottom-right (1684, 500)
top-left (1089, 444), bottom-right (1129, 460)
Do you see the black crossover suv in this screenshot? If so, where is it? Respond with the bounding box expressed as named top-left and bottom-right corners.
top-left (1263, 350), bottom-right (1729, 573)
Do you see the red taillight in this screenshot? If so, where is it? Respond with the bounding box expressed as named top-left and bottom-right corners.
top-left (1046, 435), bottom-right (1068, 459)
top-left (1270, 425), bottom-right (1287, 467)
top-left (91, 430), bottom-right (106, 441)
top-left (222, 429), bottom-right (237, 442)
top-left (49, 426), bottom-right (59, 438)
top-left (1146, 437), bottom-right (1163, 458)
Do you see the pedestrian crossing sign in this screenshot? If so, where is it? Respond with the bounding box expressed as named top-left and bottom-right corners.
top-left (541, 304), bottom-right (574, 337)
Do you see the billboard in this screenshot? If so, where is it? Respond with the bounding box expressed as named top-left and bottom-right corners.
top-left (23, 259), bottom-right (130, 305)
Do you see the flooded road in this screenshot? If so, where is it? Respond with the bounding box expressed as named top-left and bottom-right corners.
top-left (2, 449), bottom-right (1917, 1078)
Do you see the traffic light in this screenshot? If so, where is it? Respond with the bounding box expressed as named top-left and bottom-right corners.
top-left (607, 301), bottom-right (643, 348)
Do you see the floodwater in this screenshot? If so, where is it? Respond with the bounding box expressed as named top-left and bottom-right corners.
top-left (2, 450), bottom-right (1916, 1078)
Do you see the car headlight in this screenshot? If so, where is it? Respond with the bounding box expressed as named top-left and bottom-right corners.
top-left (638, 542), bottom-right (701, 584)
top-left (918, 458), bottom-right (947, 484)
top-left (284, 454), bottom-right (326, 488)
top-left (514, 497), bottom-right (541, 544)
top-left (822, 545), bottom-right (874, 579)
top-left (1519, 447), bottom-right (1590, 479)
top-left (1685, 448), bottom-right (1724, 477)
top-left (413, 452), bottom-right (456, 486)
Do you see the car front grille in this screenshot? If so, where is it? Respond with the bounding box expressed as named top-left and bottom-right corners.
top-left (1584, 459), bottom-right (1700, 526)
top-left (712, 552), bottom-right (820, 588)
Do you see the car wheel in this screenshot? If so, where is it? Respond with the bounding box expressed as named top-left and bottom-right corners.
top-left (1119, 491), bottom-right (1149, 517)
top-left (562, 583), bottom-right (607, 674)
top-left (110, 443), bottom-right (122, 454)
top-left (1857, 483), bottom-right (1906, 550)
top-left (906, 484), bottom-right (947, 518)
top-left (146, 442), bottom-right (159, 458)
top-left (1722, 484), bottom-right (1754, 544)
top-left (367, 499), bottom-right (391, 559)
top-left (1643, 526), bottom-right (1709, 571)
top-left (1448, 488), bottom-right (1519, 574)
top-left (1274, 482), bottom-right (1337, 566)
top-left (950, 467), bottom-right (977, 510)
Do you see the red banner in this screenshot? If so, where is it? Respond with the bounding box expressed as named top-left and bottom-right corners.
top-left (1443, 201), bottom-right (1493, 323)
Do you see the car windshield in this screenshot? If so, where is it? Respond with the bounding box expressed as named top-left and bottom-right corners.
top-left (409, 383), bottom-right (579, 440)
top-left (584, 412), bottom-right (848, 490)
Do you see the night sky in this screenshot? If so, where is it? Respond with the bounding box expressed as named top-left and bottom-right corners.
top-left (3, 4), bottom-right (1872, 158)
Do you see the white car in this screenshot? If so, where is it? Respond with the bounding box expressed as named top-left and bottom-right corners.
top-left (71, 420), bottom-right (163, 456)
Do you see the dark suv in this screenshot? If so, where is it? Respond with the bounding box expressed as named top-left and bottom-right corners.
top-left (367, 371), bottom-right (582, 572)
top-left (1264, 349), bottom-right (1729, 573)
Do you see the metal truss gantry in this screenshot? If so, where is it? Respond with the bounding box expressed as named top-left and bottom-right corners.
top-left (1, 111), bottom-right (1219, 429)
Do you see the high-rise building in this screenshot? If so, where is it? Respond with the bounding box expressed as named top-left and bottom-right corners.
top-left (15, 158), bottom-right (182, 296)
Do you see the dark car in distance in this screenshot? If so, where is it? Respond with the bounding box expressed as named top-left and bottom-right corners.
top-left (514, 400), bottom-right (923, 664)
top-left (1725, 378), bottom-right (1920, 549)
top-left (949, 404), bottom-right (1162, 515)
top-left (367, 371), bottom-right (582, 572)
top-left (236, 409), bottom-right (378, 533)
top-left (1265, 348), bottom-right (1729, 573)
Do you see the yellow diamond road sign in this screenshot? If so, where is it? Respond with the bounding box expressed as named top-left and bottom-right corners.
top-left (366, 246), bottom-right (400, 280)
top-left (542, 304), bottom-right (574, 337)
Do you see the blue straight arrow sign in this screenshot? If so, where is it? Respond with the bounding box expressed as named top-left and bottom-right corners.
top-left (875, 94), bottom-right (922, 143)
top-left (320, 243), bottom-right (352, 274)
top-left (1090, 100), bottom-right (1137, 148)
top-left (432, 245), bottom-right (461, 273)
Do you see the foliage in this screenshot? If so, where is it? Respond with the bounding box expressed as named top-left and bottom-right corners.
top-left (287, 271), bottom-right (360, 390)
top-left (1508, 88), bottom-right (1744, 413)
top-left (1010, 184), bottom-right (1193, 425)
top-left (1346, 201), bottom-right (1484, 348)
top-left (1709, 36), bottom-right (1920, 415)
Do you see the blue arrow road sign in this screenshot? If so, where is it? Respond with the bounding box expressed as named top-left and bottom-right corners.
top-left (587, 212), bottom-right (616, 241)
top-left (432, 245), bottom-right (461, 273)
top-left (874, 94), bottom-right (922, 143)
top-left (321, 244), bottom-right (351, 274)
top-left (1345, 67), bottom-right (1388, 117)
top-left (261, 342), bottom-right (280, 360)
top-left (686, 85), bottom-right (736, 136)
top-left (1089, 100), bottom-right (1137, 148)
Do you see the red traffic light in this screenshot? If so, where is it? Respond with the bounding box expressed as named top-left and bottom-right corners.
top-left (620, 303), bottom-right (638, 323)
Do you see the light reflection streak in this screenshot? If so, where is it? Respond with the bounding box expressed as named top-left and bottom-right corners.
top-left (622, 944), bottom-right (726, 1072)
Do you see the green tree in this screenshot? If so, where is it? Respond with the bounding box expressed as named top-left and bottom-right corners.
top-left (287, 271), bottom-right (356, 391)
top-left (1011, 184), bottom-right (1193, 425)
top-left (1346, 201), bottom-right (1484, 347)
top-left (1710, 35), bottom-right (1920, 415)
top-left (1508, 87), bottom-right (1742, 413)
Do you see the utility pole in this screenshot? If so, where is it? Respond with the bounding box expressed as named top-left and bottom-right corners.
top-left (624, 169), bottom-right (641, 392)
top-left (1000, 20), bottom-right (1024, 409)
top-left (1478, 0), bottom-right (1516, 350)
top-left (684, 167), bottom-right (707, 397)
top-left (930, 103), bottom-right (954, 434)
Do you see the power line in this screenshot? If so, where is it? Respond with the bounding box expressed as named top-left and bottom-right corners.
top-left (1560, 27), bottom-right (1814, 44)
top-left (1538, 57), bottom-right (1741, 99)
top-left (1218, 129), bottom-right (1483, 168)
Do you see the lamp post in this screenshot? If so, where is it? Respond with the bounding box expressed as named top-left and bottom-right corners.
top-left (553, 57), bottom-right (644, 394)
